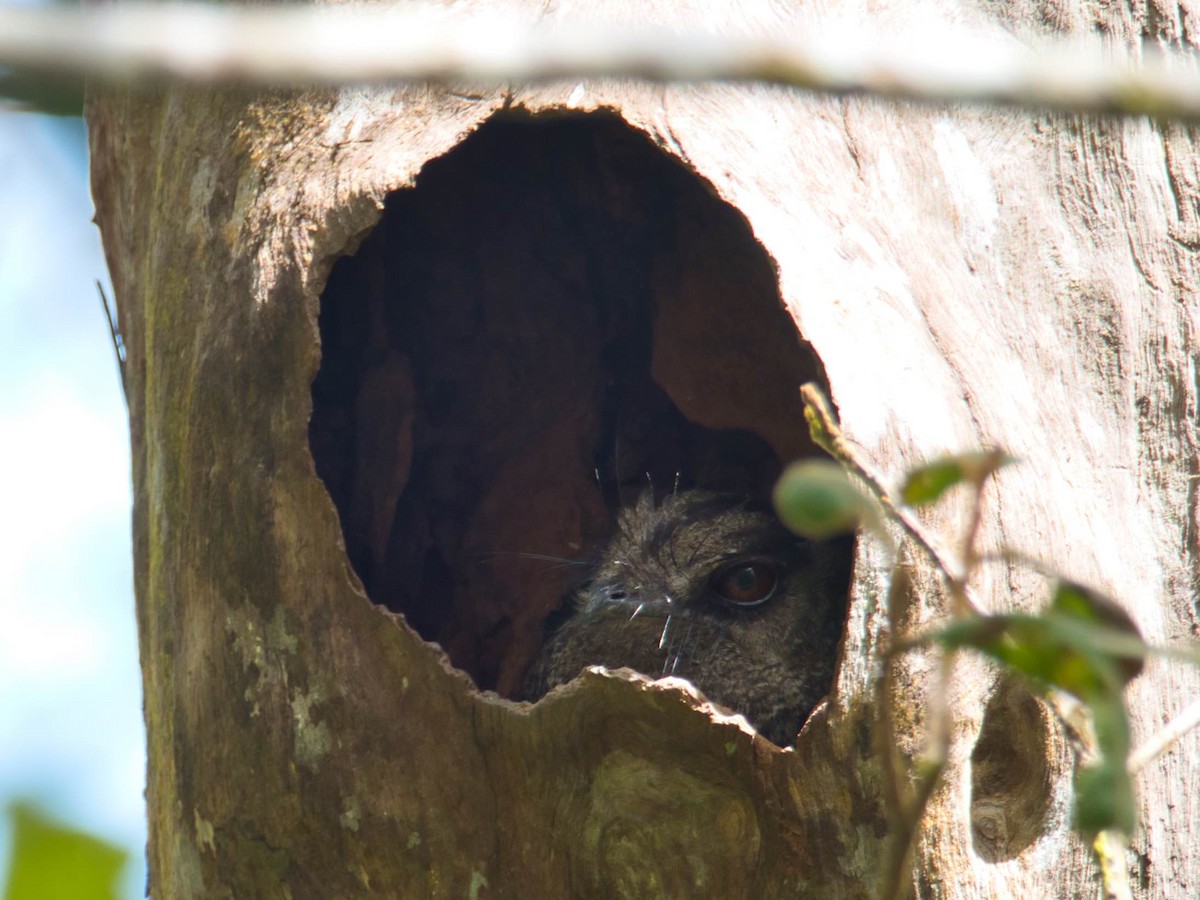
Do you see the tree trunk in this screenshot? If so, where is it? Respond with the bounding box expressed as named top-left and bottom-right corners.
top-left (88, 1), bottom-right (1200, 897)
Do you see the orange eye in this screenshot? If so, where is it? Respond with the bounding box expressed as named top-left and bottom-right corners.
top-left (712, 563), bottom-right (778, 607)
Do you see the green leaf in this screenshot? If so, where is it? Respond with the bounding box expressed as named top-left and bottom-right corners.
top-left (930, 614), bottom-right (1121, 701)
top-left (919, 581), bottom-right (1148, 840)
top-left (936, 614), bottom-right (1114, 698)
top-left (773, 460), bottom-right (873, 539)
top-left (927, 610), bottom-right (1141, 837)
top-left (1090, 695), bottom-right (1133, 760)
top-left (799, 384), bottom-right (840, 458)
top-left (4, 801), bottom-right (128, 900)
top-left (1051, 582), bottom-right (1144, 684)
top-left (900, 450), bottom-right (1016, 507)
top-left (1074, 756), bottom-right (1136, 836)
top-left (900, 459), bottom-right (965, 506)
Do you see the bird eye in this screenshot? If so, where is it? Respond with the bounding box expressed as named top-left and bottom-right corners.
top-left (711, 563), bottom-right (778, 607)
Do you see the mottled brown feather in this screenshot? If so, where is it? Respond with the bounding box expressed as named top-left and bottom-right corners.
top-left (523, 490), bottom-right (851, 746)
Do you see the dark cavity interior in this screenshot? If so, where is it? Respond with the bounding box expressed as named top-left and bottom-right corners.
top-left (310, 109), bottom-right (844, 698)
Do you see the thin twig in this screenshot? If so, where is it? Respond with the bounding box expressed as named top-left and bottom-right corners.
top-left (802, 386), bottom-right (1198, 898)
top-left (878, 688), bottom-right (952, 900)
top-left (1128, 696), bottom-right (1200, 775)
top-left (802, 385), bottom-right (976, 899)
top-left (951, 452), bottom-right (1008, 610)
top-left (1094, 830), bottom-right (1134, 900)
top-left (97, 280), bottom-right (127, 401)
top-left (877, 562), bottom-right (912, 823)
top-left (800, 384), bottom-right (983, 615)
top-left (883, 757), bottom-right (948, 900)
top-left (3, 5), bottom-right (1200, 121)
top-left (802, 385), bottom-right (1017, 900)
top-left (979, 545), bottom-right (1064, 580)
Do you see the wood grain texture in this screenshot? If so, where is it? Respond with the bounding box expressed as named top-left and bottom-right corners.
top-left (87, 0), bottom-right (1200, 895)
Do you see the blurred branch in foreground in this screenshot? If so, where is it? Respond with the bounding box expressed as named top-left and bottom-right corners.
top-left (0, 68), bottom-right (85, 116)
top-left (2, 2), bottom-right (1200, 119)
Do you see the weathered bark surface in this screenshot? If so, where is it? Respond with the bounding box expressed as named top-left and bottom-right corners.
top-left (88, 0), bottom-right (1200, 897)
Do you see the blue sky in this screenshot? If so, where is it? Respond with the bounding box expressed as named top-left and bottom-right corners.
top-left (0, 111), bottom-right (146, 897)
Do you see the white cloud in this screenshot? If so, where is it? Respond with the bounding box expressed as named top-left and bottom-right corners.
top-left (0, 378), bottom-right (130, 568)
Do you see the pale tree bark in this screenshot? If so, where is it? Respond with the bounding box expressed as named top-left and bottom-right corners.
top-left (88, 0), bottom-right (1200, 896)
